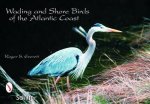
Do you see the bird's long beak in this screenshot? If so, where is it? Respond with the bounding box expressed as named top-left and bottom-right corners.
top-left (106, 27), bottom-right (122, 32)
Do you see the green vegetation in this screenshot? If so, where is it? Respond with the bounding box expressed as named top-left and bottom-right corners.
top-left (94, 95), bottom-right (109, 104)
top-left (144, 99), bottom-right (150, 104)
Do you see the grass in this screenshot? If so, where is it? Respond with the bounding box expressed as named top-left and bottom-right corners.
top-left (144, 99), bottom-right (150, 104)
top-left (94, 95), bottom-right (109, 104)
top-left (64, 49), bottom-right (150, 104)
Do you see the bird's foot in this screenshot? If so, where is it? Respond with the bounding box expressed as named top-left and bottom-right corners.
top-left (66, 87), bottom-right (71, 92)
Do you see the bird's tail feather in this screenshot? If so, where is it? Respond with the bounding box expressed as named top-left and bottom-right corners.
top-left (27, 65), bottom-right (41, 76)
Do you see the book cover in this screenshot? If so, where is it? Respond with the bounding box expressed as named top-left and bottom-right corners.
top-left (0, 0), bottom-right (150, 104)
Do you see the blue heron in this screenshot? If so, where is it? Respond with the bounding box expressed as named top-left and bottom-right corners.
top-left (28, 23), bottom-right (122, 89)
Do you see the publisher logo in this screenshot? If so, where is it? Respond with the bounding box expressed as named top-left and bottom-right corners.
top-left (6, 82), bottom-right (13, 93)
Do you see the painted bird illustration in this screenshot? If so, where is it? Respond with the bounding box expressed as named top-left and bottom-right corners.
top-left (28, 23), bottom-right (122, 89)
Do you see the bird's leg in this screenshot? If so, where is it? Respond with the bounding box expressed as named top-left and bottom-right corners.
top-left (66, 76), bottom-right (71, 91)
top-left (55, 76), bottom-right (61, 85)
top-left (52, 76), bottom-right (61, 91)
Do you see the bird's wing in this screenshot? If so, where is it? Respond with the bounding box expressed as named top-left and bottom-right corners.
top-left (28, 48), bottom-right (82, 77)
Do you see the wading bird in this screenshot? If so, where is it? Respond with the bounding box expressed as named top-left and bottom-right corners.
top-left (28, 23), bottom-right (122, 89)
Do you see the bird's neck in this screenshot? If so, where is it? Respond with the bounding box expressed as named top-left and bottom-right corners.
top-left (84, 29), bottom-right (96, 60)
top-left (70, 29), bottom-right (96, 79)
